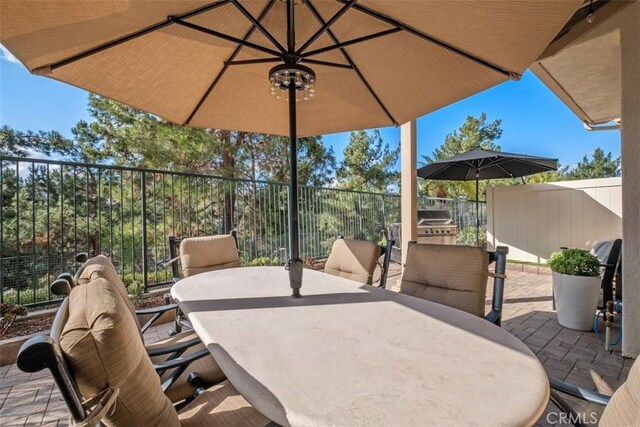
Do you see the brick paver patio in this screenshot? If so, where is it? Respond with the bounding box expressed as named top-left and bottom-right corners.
top-left (0, 265), bottom-right (632, 426)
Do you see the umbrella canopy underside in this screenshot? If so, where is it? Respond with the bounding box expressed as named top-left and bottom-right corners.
top-left (1, 0), bottom-right (580, 136)
top-left (418, 149), bottom-right (559, 181)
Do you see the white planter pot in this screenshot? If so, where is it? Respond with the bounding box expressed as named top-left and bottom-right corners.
top-left (552, 272), bottom-right (601, 331)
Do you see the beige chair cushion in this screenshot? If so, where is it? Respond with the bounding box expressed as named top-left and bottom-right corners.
top-left (61, 278), bottom-right (180, 426)
top-left (178, 380), bottom-right (270, 427)
top-left (149, 330), bottom-right (226, 403)
top-left (75, 255), bottom-right (142, 334)
top-left (180, 235), bottom-right (241, 277)
top-left (400, 244), bottom-right (489, 317)
top-left (600, 358), bottom-right (640, 426)
top-left (324, 239), bottom-right (381, 285)
top-left (76, 255), bottom-right (227, 403)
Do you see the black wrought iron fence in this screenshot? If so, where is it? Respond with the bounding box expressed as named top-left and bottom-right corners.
top-left (0, 156), bottom-right (485, 306)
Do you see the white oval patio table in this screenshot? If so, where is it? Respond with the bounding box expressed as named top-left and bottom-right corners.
top-left (171, 266), bottom-right (549, 427)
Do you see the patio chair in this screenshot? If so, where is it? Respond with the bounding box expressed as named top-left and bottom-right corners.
top-left (399, 243), bottom-right (509, 326)
top-left (55, 255), bottom-right (226, 403)
top-left (167, 232), bottom-right (241, 331)
top-left (548, 357), bottom-right (638, 427)
top-left (17, 277), bottom-right (271, 427)
top-left (324, 237), bottom-right (395, 287)
top-left (167, 231), bottom-right (240, 283)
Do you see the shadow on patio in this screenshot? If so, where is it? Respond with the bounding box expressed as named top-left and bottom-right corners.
top-left (0, 267), bottom-right (632, 426)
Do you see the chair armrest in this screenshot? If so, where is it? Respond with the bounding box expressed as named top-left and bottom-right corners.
top-left (136, 303), bottom-right (178, 316)
top-left (179, 318), bottom-right (193, 330)
top-left (155, 348), bottom-right (211, 394)
top-left (154, 347), bottom-right (209, 371)
top-left (146, 336), bottom-right (202, 357)
top-left (549, 377), bottom-right (611, 406)
top-left (485, 310), bottom-right (501, 325)
top-left (137, 303), bottom-right (179, 334)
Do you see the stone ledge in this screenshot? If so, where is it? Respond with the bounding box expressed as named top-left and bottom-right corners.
top-left (0, 331), bottom-right (47, 367)
top-left (0, 287), bottom-right (176, 367)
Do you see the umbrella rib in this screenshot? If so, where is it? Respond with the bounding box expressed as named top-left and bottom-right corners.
top-left (304, 0), bottom-right (398, 126)
top-left (183, 0), bottom-right (278, 126)
top-left (169, 17), bottom-right (283, 58)
top-left (301, 28), bottom-right (401, 57)
top-left (503, 157), bottom-right (558, 171)
top-left (299, 58), bottom-right (353, 69)
top-left (495, 163), bottom-right (515, 178)
top-left (226, 58), bottom-right (282, 66)
top-left (296, 0), bottom-right (357, 55)
top-left (477, 156), bottom-right (515, 171)
top-left (230, 0), bottom-right (287, 53)
top-left (477, 156), bottom-right (558, 172)
top-left (336, 0), bottom-right (516, 79)
top-left (34, 0), bottom-right (231, 73)
top-left (422, 163), bottom-right (455, 180)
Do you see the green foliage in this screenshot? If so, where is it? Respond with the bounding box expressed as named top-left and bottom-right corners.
top-left (245, 256), bottom-right (281, 267)
top-left (337, 130), bottom-right (399, 192)
top-left (547, 249), bottom-right (601, 277)
top-left (253, 134), bottom-right (336, 187)
top-left (420, 113), bottom-right (503, 199)
top-left (0, 303), bottom-right (28, 334)
top-left (562, 148), bottom-right (621, 180)
top-left (0, 125), bottom-right (76, 158)
top-left (127, 280), bottom-right (145, 308)
top-left (456, 225), bottom-right (487, 248)
top-left (425, 113), bottom-right (503, 163)
top-left (520, 170), bottom-right (565, 184)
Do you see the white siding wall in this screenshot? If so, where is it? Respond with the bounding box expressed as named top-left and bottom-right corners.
top-left (486, 178), bottom-right (622, 262)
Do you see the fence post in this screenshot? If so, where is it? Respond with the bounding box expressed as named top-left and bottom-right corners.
top-left (381, 194), bottom-right (387, 239)
top-left (358, 192), bottom-right (363, 239)
top-left (141, 171), bottom-right (148, 292)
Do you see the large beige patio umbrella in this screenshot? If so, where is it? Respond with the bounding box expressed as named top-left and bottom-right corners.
top-left (1, 0), bottom-right (580, 296)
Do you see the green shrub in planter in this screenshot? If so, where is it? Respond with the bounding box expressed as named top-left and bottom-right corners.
top-left (547, 249), bottom-right (600, 277)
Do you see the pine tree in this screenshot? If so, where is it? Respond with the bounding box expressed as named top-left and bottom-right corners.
top-left (563, 148), bottom-right (621, 180)
top-left (336, 130), bottom-right (398, 192)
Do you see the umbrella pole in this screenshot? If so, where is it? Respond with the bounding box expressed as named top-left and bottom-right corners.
top-left (286, 0), bottom-right (302, 298)
top-left (475, 171), bottom-right (479, 247)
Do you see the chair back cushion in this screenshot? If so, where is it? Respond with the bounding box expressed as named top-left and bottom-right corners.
top-left (60, 277), bottom-right (180, 426)
top-left (400, 244), bottom-right (489, 317)
top-left (180, 235), bottom-right (241, 277)
top-left (600, 358), bottom-right (639, 426)
top-left (75, 255), bottom-right (141, 333)
top-left (324, 239), bottom-right (381, 285)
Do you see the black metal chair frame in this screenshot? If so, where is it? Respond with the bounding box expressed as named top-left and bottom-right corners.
top-left (333, 235), bottom-right (395, 289)
top-left (379, 239), bottom-right (395, 289)
top-left (17, 293), bottom-right (210, 425)
top-left (548, 377), bottom-right (611, 427)
top-left (406, 242), bottom-right (509, 326)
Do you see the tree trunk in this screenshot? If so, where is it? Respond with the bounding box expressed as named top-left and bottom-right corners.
top-left (221, 130), bottom-right (235, 233)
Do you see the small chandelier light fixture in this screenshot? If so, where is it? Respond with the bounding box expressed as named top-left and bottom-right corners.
top-left (269, 63), bottom-right (316, 102)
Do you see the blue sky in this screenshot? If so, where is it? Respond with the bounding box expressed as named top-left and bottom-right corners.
top-left (1, 46), bottom-right (620, 170)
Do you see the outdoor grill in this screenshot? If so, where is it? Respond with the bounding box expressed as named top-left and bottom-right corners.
top-left (416, 209), bottom-right (458, 245)
top-left (389, 210), bottom-right (458, 262)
